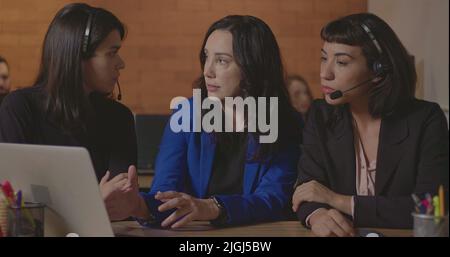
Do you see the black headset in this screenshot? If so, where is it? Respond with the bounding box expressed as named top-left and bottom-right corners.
top-left (82, 9), bottom-right (122, 101)
top-left (82, 10), bottom-right (95, 55)
top-left (360, 22), bottom-right (391, 77)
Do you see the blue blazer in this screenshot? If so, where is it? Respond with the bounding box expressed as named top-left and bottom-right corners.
top-left (141, 98), bottom-right (300, 225)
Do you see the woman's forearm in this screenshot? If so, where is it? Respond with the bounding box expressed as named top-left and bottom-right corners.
top-left (330, 193), bottom-right (353, 216)
top-left (133, 195), bottom-right (152, 219)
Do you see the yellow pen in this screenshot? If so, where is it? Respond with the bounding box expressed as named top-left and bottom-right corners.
top-left (433, 196), bottom-right (440, 217)
top-left (439, 185), bottom-right (445, 216)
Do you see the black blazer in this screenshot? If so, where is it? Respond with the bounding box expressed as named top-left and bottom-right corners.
top-left (296, 99), bottom-right (449, 229)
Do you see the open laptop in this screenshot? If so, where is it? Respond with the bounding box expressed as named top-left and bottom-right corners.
top-left (0, 143), bottom-right (114, 236)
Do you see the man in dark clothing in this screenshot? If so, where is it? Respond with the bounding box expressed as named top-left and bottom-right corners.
top-left (0, 56), bottom-right (11, 105)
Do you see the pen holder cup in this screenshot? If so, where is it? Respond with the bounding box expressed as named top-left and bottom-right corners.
top-left (412, 213), bottom-right (449, 237)
top-left (7, 202), bottom-right (45, 237)
top-left (0, 199), bottom-right (7, 236)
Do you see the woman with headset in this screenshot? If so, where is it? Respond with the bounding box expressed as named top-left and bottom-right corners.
top-left (292, 13), bottom-right (448, 236)
top-left (0, 3), bottom-right (137, 208)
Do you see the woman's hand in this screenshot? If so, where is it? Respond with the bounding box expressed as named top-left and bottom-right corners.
top-left (309, 208), bottom-right (355, 237)
top-left (292, 180), bottom-right (336, 212)
top-left (100, 165), bottom-right (144, 221)
top-left (292, 180), bottom-right (353, 215)
top-left (100, 171), bottom-right (129, 201)
top-left (155, 191), bottom-right (220, 229)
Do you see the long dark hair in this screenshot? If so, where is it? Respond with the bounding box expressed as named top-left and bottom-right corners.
top-left (321, 13), bottom-right (416, 118)
top-left (36, 3), bottom-right (125, 132)
top-left (193, 15), bottom-right (300, 161)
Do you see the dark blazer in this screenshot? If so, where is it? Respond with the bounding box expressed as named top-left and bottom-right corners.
top-left (296, 99), bottom-right (449, 229)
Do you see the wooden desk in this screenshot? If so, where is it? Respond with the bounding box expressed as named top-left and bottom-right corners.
top-left (112, 220), bottom-right (413, 237)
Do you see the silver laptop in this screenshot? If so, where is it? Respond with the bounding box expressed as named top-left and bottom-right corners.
top-left (0, 143), bottom-right (114, 236)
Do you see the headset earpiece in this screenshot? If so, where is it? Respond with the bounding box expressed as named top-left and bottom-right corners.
top-left (361, 23), bottom-right (391, 78)
top-left (373, 61), bottom-right (385, 77)
top-left (372, 59), bottom-right (391, 78)
top-left (82, 10), bottom-right (95, 55)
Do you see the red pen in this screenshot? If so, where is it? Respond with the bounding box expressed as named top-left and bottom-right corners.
top-left (1, 181), bottom-right (16, 206)
top-left (420, 199), bottom-right (429, 214)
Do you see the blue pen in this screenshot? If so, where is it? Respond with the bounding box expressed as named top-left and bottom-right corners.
top-left (15, 190), bottom-right (35, 229)
top-left (15, 190), bottom-right (22, 234)
top-left (16, 190), bottom-right (22, 208)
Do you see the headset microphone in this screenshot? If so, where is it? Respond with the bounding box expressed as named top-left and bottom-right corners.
top-left (117, 80), bottom-right (122, 101)
top-left (329, 77), bottom-right (374, 100)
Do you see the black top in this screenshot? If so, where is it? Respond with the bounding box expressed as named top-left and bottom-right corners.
top-left (0, 86), bottom-right (137, 181)
top-left (0, 94), bottom-right (7, 106)
top-left (206, 133), bottom-right (248, 196)
top-left (296, 99), bottom-right (449, 229)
